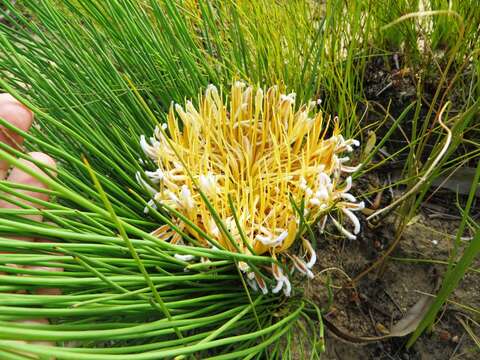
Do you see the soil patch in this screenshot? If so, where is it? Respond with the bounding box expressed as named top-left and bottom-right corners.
top-left (309, 200), bottom-right (479, 359)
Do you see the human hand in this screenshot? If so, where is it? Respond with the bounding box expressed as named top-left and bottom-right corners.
top-left (0, 93), bottom-right (61, 347)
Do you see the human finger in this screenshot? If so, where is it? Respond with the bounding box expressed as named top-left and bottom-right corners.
top-left (0, 94), bottom-right (34, 179)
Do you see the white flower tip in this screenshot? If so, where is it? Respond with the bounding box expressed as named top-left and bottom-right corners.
top-left (340, 193), bottom-right (357, 203)
top-left (139, 134), bottom-right (159, 160)
top-left (299, 176), bottom-right (307, 187)
top-left (283, 277), bottom-right (292, 297)
top-left (318, 172), bottom-right (330, 185)
top-left (306, 254), bottom-right (317, 269)
top-left (275, 231), bottom-right (288, 244)
top-left (345, 176), bottom-right (352, 189)
top-left (139, 135), bottom-right (148, 149)
top-left (145, 169), bottom-right (164, 183)
top-left (280, 93), bottom-right (296, 103)
top-left (238, 261), bottom-right (250, 273)
top-left (166, 190), bottom-right (180, 205)
top-left (316, 188), bottom-right (329, 200)
top-left (306, 269), bottom-right (315, 279)
top-left (174, 254), bottom-right (195, 262)
top-left (209, 222), bottom-right (220, 238)
top-left (179, 185), bottom-right (195, 209)
top-left (255, 230), bottom-right (288, 247)
top-left (246, 278), bottom-right (258, 292)
top-left (304, 240), bottom-right (317, 269)
top-left (199, 173), bottom-right (217, 196)
top-left (272, 278), bottom-right (284, 294)
top-left (343, 206), bottom-right (363, 235)
top-left (234, 81), bottom-right (246, 88)
top-left (180, 184), bottom-right (190, 196)
top-left (331, 216), bottom-right (357, 240)
top-left (174, 103), bottom-right (183, 113)
top-left (342, 208), bottom-right (361, 235)
top-left (144, 199), bottom-right (157, 214)
top-left (255, 231), bottom-right (288, 247)
top-left (341, 163), bottom-right (362, 173)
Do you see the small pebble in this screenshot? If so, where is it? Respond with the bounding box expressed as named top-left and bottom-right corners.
top-left (439, 329), bottom-right (451, 341)
top-left (375, 322), bottom-right (389, 335)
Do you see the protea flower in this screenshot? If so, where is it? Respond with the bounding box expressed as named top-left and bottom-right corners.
top-left (138, 82), bottom-right (364, 295)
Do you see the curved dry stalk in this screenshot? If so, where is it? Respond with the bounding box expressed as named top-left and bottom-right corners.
top-left (315, 266), bottom-right (353, 283)
top-left (381, 10), bottom-right (464, 36)
top-left (367, 102), bottom-right (452, 221)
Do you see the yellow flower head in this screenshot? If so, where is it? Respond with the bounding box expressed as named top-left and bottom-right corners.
top-left (138, 82), bottom-right (363, 295)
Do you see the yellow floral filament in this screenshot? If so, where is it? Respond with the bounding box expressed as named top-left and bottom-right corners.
top-left (139, 82), bottom-right (364, 295)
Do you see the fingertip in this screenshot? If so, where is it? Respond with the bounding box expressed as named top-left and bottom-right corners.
top-left (0, 93), bottom-right (34, 132)
top-left (1, 152), bottom-right (57, 214)
top-left (26, 265), bottom-right (64, 296)
top-left (0, 94), bottom-right (35, 179)
top-left (7, 152), bottom-right (57, 184)
top-left (36, 287), bottom-right (63, 296)
top-left (17, 318), bottom-right (50, 325)
top-left (27, 152), bottom-right (57, 171)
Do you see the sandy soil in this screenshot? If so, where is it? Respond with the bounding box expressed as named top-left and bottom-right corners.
top-left (307, 188), bottom-right (479, 359)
